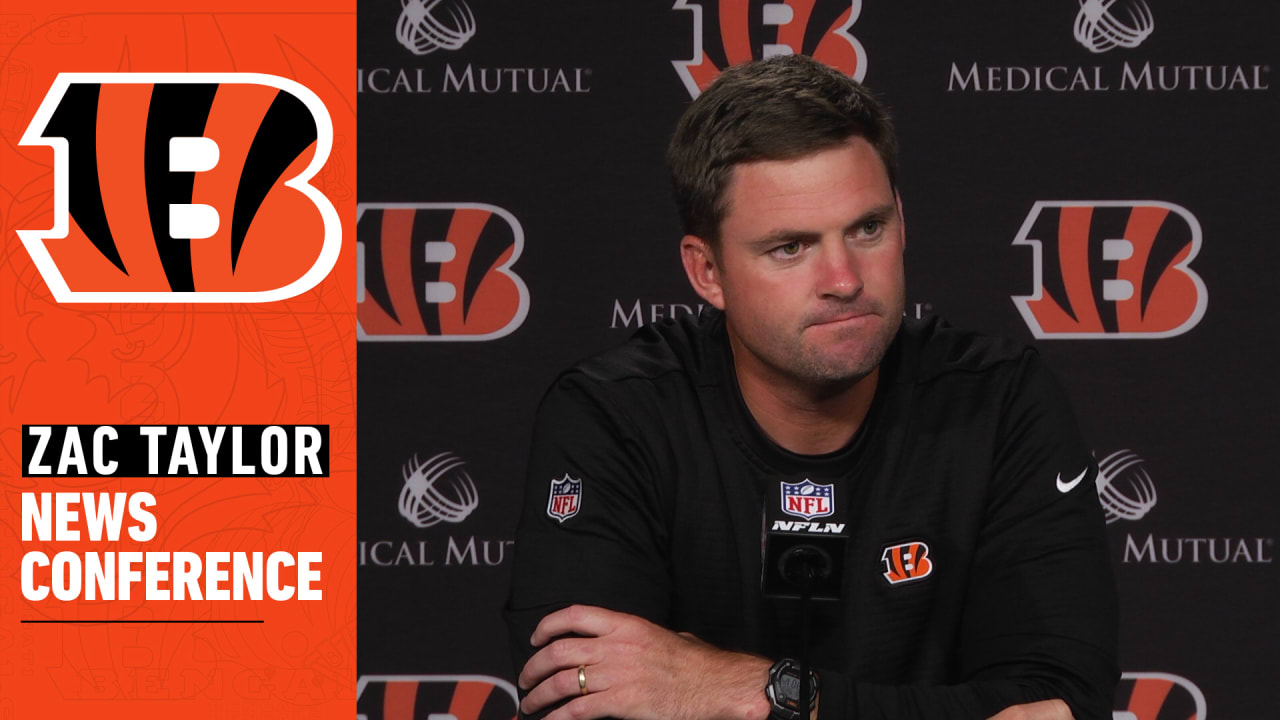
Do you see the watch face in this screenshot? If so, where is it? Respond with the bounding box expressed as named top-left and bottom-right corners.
top-left (768, 659), bottom-right (817, 719)
top-left (776, 672), bottom-right (801, 701)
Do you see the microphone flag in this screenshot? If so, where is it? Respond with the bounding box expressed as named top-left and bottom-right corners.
top-left (761, 476), bottom-right (848, 600)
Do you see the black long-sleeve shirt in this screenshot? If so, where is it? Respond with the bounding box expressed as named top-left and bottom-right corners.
top-left (506, 311), bottom-right (1118, 719)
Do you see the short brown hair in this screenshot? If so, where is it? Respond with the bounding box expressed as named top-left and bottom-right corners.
top-left (666, 54), bottom-right (898, 244)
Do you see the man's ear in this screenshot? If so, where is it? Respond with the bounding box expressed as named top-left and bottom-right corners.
top-left (680, 235), bottom-right (725, 310)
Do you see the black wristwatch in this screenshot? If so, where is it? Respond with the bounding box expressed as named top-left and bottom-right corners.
top-left (765, 658), bottom-right (819, 720)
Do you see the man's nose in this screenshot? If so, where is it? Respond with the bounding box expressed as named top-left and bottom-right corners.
top-left (816, 239), bottom-right (862, 299)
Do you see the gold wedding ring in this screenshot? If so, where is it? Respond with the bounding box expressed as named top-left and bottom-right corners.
top-left (577, 665), bottom-right (588, 695)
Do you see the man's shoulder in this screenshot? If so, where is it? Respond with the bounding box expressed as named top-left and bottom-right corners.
top-left (569, 311), bottom-right (718, 386)
top-left (902, 315), bottom-right (1037, 385)
top-left (542, 311), bottom-right (719, 413)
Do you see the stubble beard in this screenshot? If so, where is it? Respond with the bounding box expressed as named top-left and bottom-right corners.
top-left (734, 303), bottom-right (902, 394)
top-left (793, 312), bottom-right (901, 387)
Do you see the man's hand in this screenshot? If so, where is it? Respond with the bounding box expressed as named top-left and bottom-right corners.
top-left (518, 604), bottom-right (772, 720)
top-left (986, 699), bottom-right (1073, 720)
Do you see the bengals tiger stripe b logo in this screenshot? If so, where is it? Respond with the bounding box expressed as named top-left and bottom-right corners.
top-left (881, 541), bottom-right (932, 585)
top-left (1113, 672), bottom-right (1207, 720)
top-left (357, 203), bottom-right (529, 341)
top-left (18, 73), bottom-right (339, 302)
top-left (674, 0), bottom-right (867, 98)
top-left (356, 674), bottom-right (518, 720)
top-left (1012, 201), bottom-right (1207, 339)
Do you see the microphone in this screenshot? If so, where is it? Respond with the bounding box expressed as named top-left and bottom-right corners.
top-left (761, 477), bottom-right (847, 718)
top-left (761, 476), bottom-right (848, 600)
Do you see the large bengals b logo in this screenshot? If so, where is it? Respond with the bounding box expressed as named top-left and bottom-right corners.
top-left (673, 0), bottom-right (867, 97)
top-left (357, 203), bottom-right (529, 341)
top-left (881, 541), bottom-right (932, 585)
top-left (1012, 201), bottom-right (1207, 339)
top-left (1113, 672), bottom-right (1206, 720)
top-left (356, 674), bottom-right (518, 720)
top-left (18, 73), bottom-right (339, 303)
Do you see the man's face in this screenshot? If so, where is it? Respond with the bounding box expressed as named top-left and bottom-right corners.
top-left (691, 137), bottom-right (905, 387)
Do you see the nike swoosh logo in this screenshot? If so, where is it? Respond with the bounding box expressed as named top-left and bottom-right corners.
top-left (1056, 468), bottom-right (1088, 493)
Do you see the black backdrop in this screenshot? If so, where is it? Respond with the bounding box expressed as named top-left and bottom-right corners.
top-left (356, 2), bottom-right (1278, 717)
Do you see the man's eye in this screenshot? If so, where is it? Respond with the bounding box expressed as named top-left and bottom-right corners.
top-left (861, 220), bottom-right (882, 235)
top-left (768, 241), bottom-right (804, 259)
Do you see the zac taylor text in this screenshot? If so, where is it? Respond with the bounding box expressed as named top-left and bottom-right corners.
top-left (22, 425), bottom-right (329, 477)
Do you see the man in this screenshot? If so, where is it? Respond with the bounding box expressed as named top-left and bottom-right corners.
top-left (505, 55), bottom-right (1117, 720)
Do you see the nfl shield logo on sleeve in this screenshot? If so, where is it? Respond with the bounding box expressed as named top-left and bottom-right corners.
top-left (547, 474), bottom-right (582, 522)
top-left (780, 478), bottom-right (835, 520)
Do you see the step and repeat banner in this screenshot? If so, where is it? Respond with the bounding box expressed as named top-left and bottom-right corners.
top-left (3, 1), bottom-right (1274, 718)
top-left (356, 1), bottom-right (1276, 718)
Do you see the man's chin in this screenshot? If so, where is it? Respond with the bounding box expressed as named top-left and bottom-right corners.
top-left (796, 354), bottom-right (879, 387)
top-left (797, 335), bottom-right (894, 384)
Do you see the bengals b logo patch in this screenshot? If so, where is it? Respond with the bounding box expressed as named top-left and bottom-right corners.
top-left (18, 73), bottom-right (339, 303)
top-left (881, 541), bottom-right (933, 585)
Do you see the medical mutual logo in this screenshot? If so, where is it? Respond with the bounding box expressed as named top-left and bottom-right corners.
top-left (1094, 448), bottom-right (1274, 566)
top-left (673, 0), bottom-right (867, 98)
top-left (1095, 450), bottom-right (1157, 524)
top-left (948, 1), bottom-right (1269, 93)
top-left (359, 448), bottom-right (513, 569)
top-left (396, 0), bottom-right (476, 56)
top-left (1074, 0), bottom-right (1154, 54)
top-left (360, 0), bottom-right (592, 95)
top-left (398, 452), bottom-right (478, 529)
